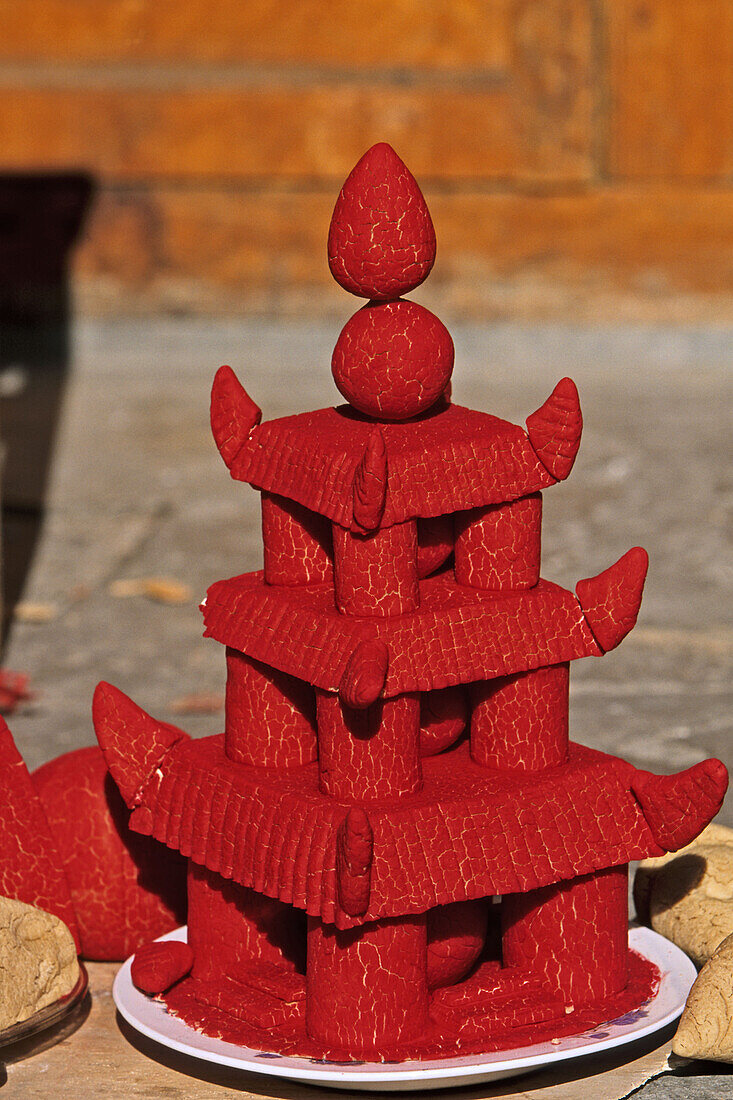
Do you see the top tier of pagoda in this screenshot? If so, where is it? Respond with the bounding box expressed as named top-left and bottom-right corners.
top-left (211, 143), bottom-right (582, 539)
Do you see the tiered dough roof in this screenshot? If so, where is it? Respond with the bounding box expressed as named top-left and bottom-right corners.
top-left (92, 684), bottom-right (728, 931)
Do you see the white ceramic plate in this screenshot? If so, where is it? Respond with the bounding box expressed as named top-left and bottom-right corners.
top-left (113, 926), bottom-right (694, 1092)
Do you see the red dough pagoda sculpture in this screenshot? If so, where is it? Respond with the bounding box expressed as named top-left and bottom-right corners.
top-left (92, 144), bottom-right (728, 1060)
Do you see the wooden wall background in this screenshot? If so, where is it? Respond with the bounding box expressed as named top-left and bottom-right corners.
top-left (2, 0), bottom-right (733, 320)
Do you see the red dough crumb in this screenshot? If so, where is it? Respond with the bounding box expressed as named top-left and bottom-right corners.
top-left (328, 142), bottom-right (436, 300)
top-left (131, 939), bottom-right (194, 995)
top-left (332, 299), bottom-right (454, 421)
top-left (0, 669), bottom-right (33, 714)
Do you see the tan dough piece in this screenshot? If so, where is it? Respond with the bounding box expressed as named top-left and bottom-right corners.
top-left (634, 822), bottom-right (733, 925)
top-left (674, 931), bottom-right (733, 1061)
top-left (0, 895), bottom-right (79, 1030)
top-left (650, 844), bottom-right (733, 968)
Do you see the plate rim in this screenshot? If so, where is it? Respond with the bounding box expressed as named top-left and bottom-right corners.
top-left (113, 926), bottom-right (694, 1086)
top-left (0, 961), bottom-right (89, 1050)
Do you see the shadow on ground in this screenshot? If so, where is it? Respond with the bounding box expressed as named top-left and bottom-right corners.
top-left (0, 173), bottom-right (93, 647)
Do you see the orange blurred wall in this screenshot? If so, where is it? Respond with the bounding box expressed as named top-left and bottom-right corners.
top-left (1, 0), bottom-right (732, 320)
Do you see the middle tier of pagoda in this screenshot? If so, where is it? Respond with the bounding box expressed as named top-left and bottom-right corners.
top-left (93, 688), bottom-right (727, 931)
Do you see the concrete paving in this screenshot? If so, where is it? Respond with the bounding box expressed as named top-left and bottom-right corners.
top-left (1, 318), bottom-right (731, 1097)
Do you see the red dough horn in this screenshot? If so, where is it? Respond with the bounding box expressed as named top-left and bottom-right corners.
top-left (576, 546), bottom-right (649, 652)
top-left (210, 365), bottom-right (262, 469)
top-left (92, 682), bottom-right (189, 807)
top-left (339, 639), bottom-right (389, 709)
top-left (352, 427), bottom-right (388, 532)
top-left (526, 377), bottom-right (582, 480)
top-left (632, 759), bottom-right (729, 852)
top-left (328, 142), bottom-right (436, 300)
top-left (337, 808), bottom-right (374, 917)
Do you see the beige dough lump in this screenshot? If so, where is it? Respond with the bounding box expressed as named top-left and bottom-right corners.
top-left (634, 822), bottom-right (733, 925)
top-left (674, 932), bottom-right (733, 1062)
top-left (0, 895), bottom-right (79, 1030)
top-left (649, 844), bottom-right (733, 968)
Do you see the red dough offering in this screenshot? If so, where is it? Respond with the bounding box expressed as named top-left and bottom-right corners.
top-left (0, 719), bottom-right (79, 949)
top-left (332, 300), bottom-right (454, 420)
top-left (328, 142), bottom-right (436, 300)
top-left (131, 940), bottom-right (194, 995)
top-left (90, 144), bottom-right (726, 1062)
top-left (33, 746), bottom-right (186, 960)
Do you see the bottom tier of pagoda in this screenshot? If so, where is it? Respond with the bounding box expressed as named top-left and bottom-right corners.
top-left (94, 684), bottom-right (726, 1058)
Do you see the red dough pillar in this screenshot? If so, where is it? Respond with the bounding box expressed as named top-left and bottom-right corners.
top-left (455, 493), bottom-right (542, 590)
top-left (470, 663), bottom-right (570, 771)
top-left (306, 914), bottom-right (429, 1054)
top-left (502, 866), bottom-right (629, 1004)
top-left (262, 491), bottom-right (332, 584)
top-left (455, 491), bottom-right (569, 771)
top-left (323, 516), bottom-right (423, 798)
top-left (188, 863), bottom-right (305, 980)
top-left (223, 486), bottom-right (326, 769)
top-left (333, 521), bottom-right (419, 617)
top-left (225, 649), bottom-right (317, 767)
top-left (317, 691), bottom-right (421, 800)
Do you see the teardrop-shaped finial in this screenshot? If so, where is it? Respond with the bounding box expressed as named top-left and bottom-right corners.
top-left (328, 143), bottom-right (436, 300)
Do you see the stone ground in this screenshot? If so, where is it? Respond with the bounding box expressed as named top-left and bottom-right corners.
top-left (1, 318), bottom-right (731, 1098)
